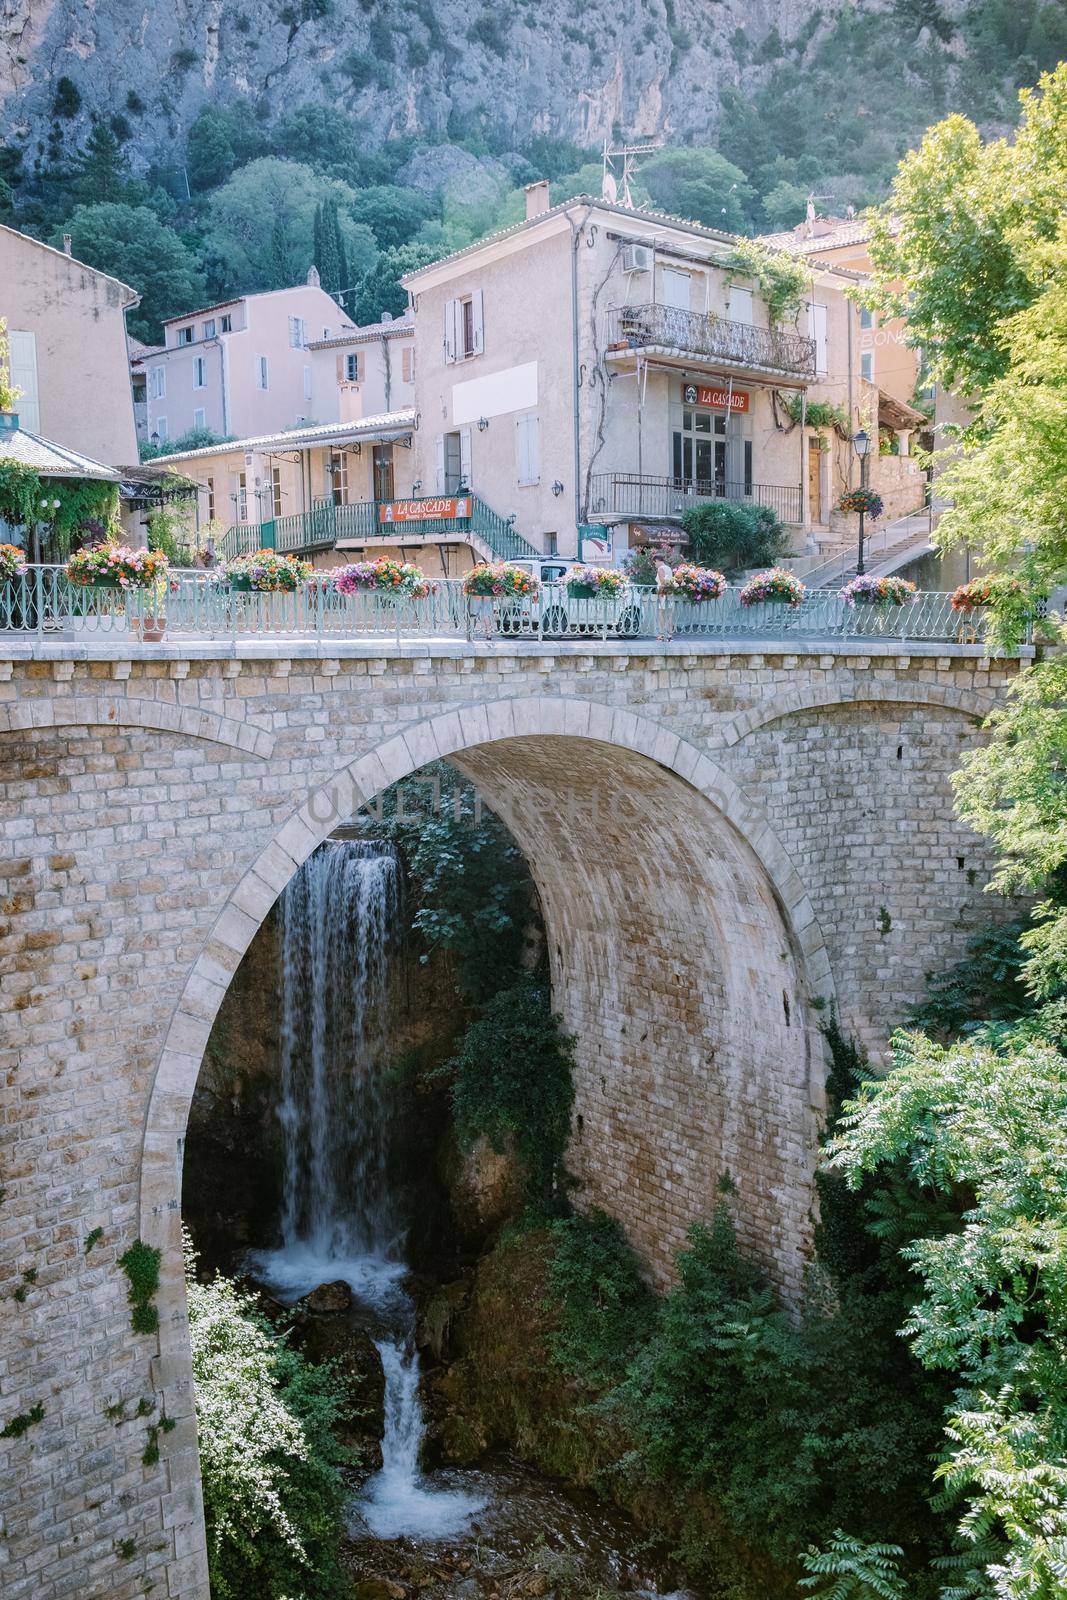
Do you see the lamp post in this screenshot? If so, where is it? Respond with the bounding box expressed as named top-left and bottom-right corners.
top-left (852, 428), bottom-right (871, 575)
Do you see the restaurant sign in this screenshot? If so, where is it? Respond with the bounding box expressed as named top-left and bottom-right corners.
top-left (379, 496), bottom-right (472, 523)
top-left (682, 382), bottom-right (749, 413)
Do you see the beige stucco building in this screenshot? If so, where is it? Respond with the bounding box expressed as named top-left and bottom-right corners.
top-left (307, 311), bottom-right (415, 425)
top-left (401, 186), bottom-right (916, 564)
top-left (0, 222), bottom-right (140, 467)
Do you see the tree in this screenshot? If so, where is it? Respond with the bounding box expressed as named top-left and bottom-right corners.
top-left (53, 203), bottom-right (206, 342)
top-left (348, 184), bottom-right (434, 252)
top-left (641, 147), bottom-right (756, 232)
top-left (202, 158), bottom-right (375, 296)
top-left (761, 179), bottom-right (809, 231)
top-left (269, 104), bottom-right (360, 176)
top-left (865, 66), bottom-right (1067, 403)
top-left (70, 122), bottom-right (130, 204)
top-left (825, 1031), bottom-right (1067, 1600)
top-left (312, 199), bottom-right (349, 305)
top-left (352, 240), bottom-right (435, 324)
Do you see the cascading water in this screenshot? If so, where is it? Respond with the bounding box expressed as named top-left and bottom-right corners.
top-left (249, 838), bottom-right (483, 1540)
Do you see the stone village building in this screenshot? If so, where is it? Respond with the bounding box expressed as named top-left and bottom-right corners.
top-left (149, 190), bottom-right (928, 575)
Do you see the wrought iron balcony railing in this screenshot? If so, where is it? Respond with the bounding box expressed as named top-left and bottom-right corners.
top-left (607, 303), bottom-right (817, 380)
top-left (589, 472), bottom-right (803, 526)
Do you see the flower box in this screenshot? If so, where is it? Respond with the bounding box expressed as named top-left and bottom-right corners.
top-left (566, 567), bottom-right (627, 600)
top-left (66, 544), bottom-right (170, 590)
top-left (330, 558), bottom-right (431, 599)
top-left (838, 488), bottom-right (885, 519)
top-left (0, 544), bottom-right (26, 584)
top-left (739, 567), bottom-right (807, 607)
top-left (463, 562), bottom-right (539, 599)
top-left (663, 564), bottom-right (727, 602)
top-left (223, 551), bottom-right (311, 593)
top-left (841, 575), bottom-right (917, 607)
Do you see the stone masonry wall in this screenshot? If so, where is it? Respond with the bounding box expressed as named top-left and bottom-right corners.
top-left (0, 637), bottom-right (1022, 1600)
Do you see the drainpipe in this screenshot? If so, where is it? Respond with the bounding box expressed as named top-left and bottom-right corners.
top-left (846, 298), bottom-right (854, 489)
top-left (567, 205), bottom-right (593, 539)
top-left (219, 340), bottom-right (229, 440)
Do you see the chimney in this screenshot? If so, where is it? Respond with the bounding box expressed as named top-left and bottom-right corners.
top-left (307, 264), bottom-right (321, 287)
top-left (524, 180), bottom-right (550, 220)
top-left (62, 234), bottom-right (72, 256)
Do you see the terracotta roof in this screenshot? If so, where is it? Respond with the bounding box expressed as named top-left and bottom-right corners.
top-left (156, 410), bottom-right (417, 463)
top-left (0, 426), bottom-right (121, 481)
top-left (401, 194), bottom-right (745, 284)
top-left (307, 313), bottom-right (414, 350)
top-left (758, 217), bottom-right (881, 256)
top-left (0, 222), bottom-right (140, 307)
top-left (128, 338), bottom-right (165, 364)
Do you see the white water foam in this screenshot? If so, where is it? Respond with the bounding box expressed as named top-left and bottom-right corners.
top-left (251, 839), bottom-right (486, 1542)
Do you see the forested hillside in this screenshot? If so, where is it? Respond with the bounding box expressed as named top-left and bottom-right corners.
top-left (1, 0), bottom-right (1064, 340)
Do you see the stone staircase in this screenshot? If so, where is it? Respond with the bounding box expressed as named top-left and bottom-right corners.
top-left (803, 506), bottom-right (938, 589)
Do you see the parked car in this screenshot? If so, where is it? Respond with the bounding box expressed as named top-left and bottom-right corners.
top-left (505, 558), bottom-right (644, 638)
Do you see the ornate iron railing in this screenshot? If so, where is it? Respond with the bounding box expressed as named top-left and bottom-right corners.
top-left (220, 492), bottom-right (539, 563)
top-left (588, 472), bottom-right (803, 526)
top-left (0, 567), bottom-right (1017, 648)
top-left (607, 303), bottom-right (817, 379)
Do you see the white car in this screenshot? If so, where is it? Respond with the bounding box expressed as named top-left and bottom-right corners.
top-left (503, 558), bottom-right (644, 638)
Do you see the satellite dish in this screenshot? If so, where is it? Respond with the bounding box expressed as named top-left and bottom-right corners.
top-left (602, 168), bottom-right (618, 203)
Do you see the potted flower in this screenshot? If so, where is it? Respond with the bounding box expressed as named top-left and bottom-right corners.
top-left (951, 574), bottom-right (1043, 648)
top-left (462, 563), bottom-right (540, 599)
top-left (463, 562), bottom-right (539, 637)
top-left (949, 576), bottom-right (1023, 612)
top-left (66, 543), bottom-right (170, 590)
top-left (663, 564), bottom-right (727, 602)
top-left (224, 550), bottom-right (311, 592)
top-left (566, 566), bottom-right (628, 599)
top-left (739, 567), bottom-right (807, 607)
top-left (331, 561), bottom-right (384, 595)
top-left (368, 557), bottom-right (432, 599)
top-left (840, 574), bottom-right (917, 607)
top-left (838, 487), bottom-right (885, 519)
top-left (0, 543), bottom-right (26, 583)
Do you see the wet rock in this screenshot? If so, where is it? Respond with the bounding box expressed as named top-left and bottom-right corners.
top-left (417, 1279), bottom-right (469, 1361)
top-left (352, 1579), bottom-right (406, 1600)
top-left (291, 1316), bottom-right (386, 1469)
top-left (305, 1279), bottom-right (353, 1313)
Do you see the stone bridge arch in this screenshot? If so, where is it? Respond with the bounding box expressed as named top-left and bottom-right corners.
top-left (140, 697), bottom-right (836, 1583)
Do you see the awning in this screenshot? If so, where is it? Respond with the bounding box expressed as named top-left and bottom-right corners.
top-left (878, 389), bottom-right (928, 431)
top-left (0, 426), bottom-right (120, 481)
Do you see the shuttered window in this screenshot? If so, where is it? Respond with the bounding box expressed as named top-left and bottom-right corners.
top-left (402, 346), bottom-right (414, 383)
top-left (516, 412), bottom-right (539, 486)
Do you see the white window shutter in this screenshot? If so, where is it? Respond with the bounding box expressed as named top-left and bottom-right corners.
top-left (516, 413), bottom-right (539, 485)
top-left (444, 300), bottom-right (458, 363)
top-left (435, 434), bottom-right (446, 493)
top-left (471, 289), bottom-right (484, 354)
top-left (459, 427), bottom-right (472, 488)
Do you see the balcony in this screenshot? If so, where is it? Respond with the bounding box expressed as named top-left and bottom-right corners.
top-left (588, 472), bottom-right (803, 526)
top-left (221, 493), bottom-right (539, 563)
top-left (606, 303), bottom-right (817, 382)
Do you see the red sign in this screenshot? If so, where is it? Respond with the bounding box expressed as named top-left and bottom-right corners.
top-left (681, 382), bottom-right (749, 413)
top-left (378, 496), bottom-right (471, 524)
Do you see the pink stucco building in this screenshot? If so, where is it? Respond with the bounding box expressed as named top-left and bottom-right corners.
top-left (129, 273), bottom-right (357, 448)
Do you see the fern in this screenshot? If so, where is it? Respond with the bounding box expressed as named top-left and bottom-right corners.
top-left (798, 1530), bottom-right (908, 1599)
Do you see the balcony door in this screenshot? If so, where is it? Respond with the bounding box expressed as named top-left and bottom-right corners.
top-left (672, 407), bottom-right (729, 492)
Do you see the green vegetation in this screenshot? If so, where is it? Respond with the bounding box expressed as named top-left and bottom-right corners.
top-left (865, 66), bottom-right (1067, 603)
top-left (55, 202), bottom-right (205, 345)
top-left (446, 980), bottom-right (575, 1207)
top-left (640, 147), bottom-right (755, 232)
top-left (366, 761), bottom-right (535, 1003)
top-left (83, 1226), bottom-right (104, 1254)
top-left (726, 238), bottom-right (811, 324)
top-left (118, 1239), bottom-right (162, 1336)
top-left (13, 1267), bottom-right (37, 1303)
top-left (187, 1250), bottom-right (354, 1600)
top-left (1, 1402), bottom-right (45, 1439)
top-left (681, 500), bottom-right (788, 573)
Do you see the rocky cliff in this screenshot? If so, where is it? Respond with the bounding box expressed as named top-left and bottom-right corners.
top-left (0, 0), bottom-right (963, 171)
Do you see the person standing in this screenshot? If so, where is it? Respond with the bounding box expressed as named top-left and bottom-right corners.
top-left (655, 556), bottom-right (674, 641)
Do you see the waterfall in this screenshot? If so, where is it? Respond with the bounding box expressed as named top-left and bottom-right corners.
top-left (250, 837), bottom-right (484, 1540)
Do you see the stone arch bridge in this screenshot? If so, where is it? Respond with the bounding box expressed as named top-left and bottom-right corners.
top-left (0, 635), bottom-right (1024, 1600)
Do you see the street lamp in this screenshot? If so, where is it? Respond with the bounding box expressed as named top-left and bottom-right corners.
top-left (852, 428), bottom-right (871, 575)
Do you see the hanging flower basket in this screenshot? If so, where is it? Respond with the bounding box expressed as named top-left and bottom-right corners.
top-left (663, 564), bottom-right (727, 602)
top-left (463, 562), bottom-right (540, 599)
top-left (224, 551), bottom-right (311, 592)
top-left (841, 574), bottom-right (917, 607)
top-left (838, 488), bottom-right (885, 519)
top-left (66, 544), bottom-right (170, 589)
top-left (0, 544), bottom-right (27, 583)
top-left (566, 566), bottom-right (628, 599)
top-left (739, 567), bottom-right (807, 607)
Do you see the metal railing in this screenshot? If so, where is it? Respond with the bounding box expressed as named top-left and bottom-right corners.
top-left (607, 303), bottom-right (817, 380)
top-left (220, 492), bottom-right (539, 564)
top-left (0, 568), bottom-right (1013, 647)
top-left (588, 472), bottom-right (804, 526)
